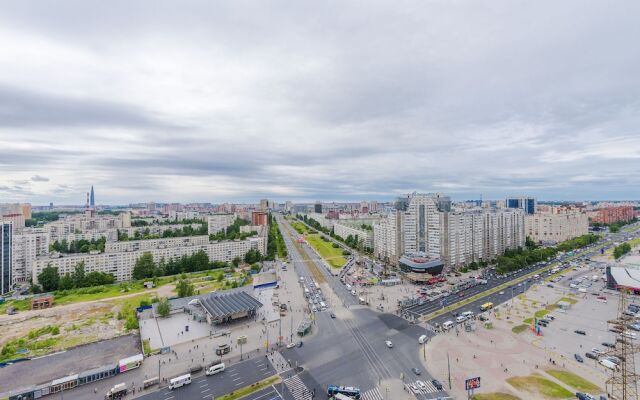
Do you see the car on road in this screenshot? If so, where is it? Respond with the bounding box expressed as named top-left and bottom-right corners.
top-left (330, 313), bottom-right (336, 319)
top-left (574, 354), bottom-right (584, 363)
top-left (286, 343), bottom-right (296, 349)
top-left (385, 340), bottom-right (393, 348)
top-left (416, 381), bottom-right (427, 391)
top-left (298, 341), bottom-right (303, 348)
top-left (575, 393), bottom-right (596, 400)
top-left (547, 284), bottom-right (554, 288)
top-left (432, 379), bottom-right (443, 390)
top-left (499, 291), bottom-right (504, 295)
top-left (574, 330), bottom-right (586, 335)
top-left (411, 367), bottom-right (421, 375)
top-left (585, 352), bottom-right (597, 360)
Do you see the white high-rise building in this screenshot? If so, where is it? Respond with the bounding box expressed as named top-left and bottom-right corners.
top-left (11, 229), bottom-right (49, 283)
top-left (402, 193), bottom-right (445, 259)
top-left (207, 213), bottom-right (237, 235)
top-left (373, 211), bottom-right (402, 264)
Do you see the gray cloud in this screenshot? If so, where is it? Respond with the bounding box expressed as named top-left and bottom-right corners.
top-left (30, 175), bottom-right (49, 182)
top-left (0, 0), bottom-right (639, 203)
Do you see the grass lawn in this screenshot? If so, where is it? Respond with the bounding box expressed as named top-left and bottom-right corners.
top-left (545, 370), bottom-right (600, 393)
top-left (216, 376), bottom-right (280, 400)
top-left (305, 234), bottom-right (347, 268)
top-left (507, 375), bottom-right (573, 399)
top-left (558, 297), bottom-right (577, 305)
top-left (523, 318), bottom-right (533, 324)
top-left (534, 309), bottom-right (549, 318)
top-left (291, 221), bottom-right (308, 234)
top-left (472, 394), bottom-right (520, 400)
top-left (512, 324), bottom-right (529, 334)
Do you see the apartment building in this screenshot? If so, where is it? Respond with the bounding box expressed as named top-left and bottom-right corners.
top-left (591, 206), bottom-right (635, 225)
top-left (251, 211), bottom-right (268, 226)
top-left (208, 213), bottom-right (237, 235)
top-left (47, 213), bottom-right (131, 242)
top-left (32, 236), bottom-right (266, 284)
top-left (333, 221), bottom-right (373, 248)
top-left (525, 207), bottom-right (589, 244)
top-left (373, 211), bottom-right (403, 265)
top-left (105, 235), bottom-right (210, 253)
top-left (11, 229), bottom-right (48, 283)
top-left (402, 193), bottom-right (446, 259)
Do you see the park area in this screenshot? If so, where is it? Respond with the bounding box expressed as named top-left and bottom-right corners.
top-left (305, 234), bottom-right (347, 268)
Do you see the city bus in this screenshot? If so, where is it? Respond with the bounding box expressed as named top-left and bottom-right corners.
top-left (480, 302), bottom-right (494, 311)
top-left (327, 385), bottom-right (361, 399)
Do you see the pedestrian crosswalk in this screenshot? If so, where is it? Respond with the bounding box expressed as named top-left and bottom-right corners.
top-left (282, 374), bottom-right (312, 400)
top-left (267, 351), bottom-right (291, 374)
top-left (406, 380), bottom-right (440, 394)
top-left (361, 387), bottom-right (384, 400)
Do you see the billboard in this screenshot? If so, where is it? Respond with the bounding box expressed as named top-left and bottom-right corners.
top-left (465, 376), bottom-right (481, 390)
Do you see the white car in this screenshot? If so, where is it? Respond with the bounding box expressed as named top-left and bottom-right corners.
top-left (385, 340), bottom-right (393, 348)
top-left (415, 380), bottom-right (427, 391)
top-left (499, 291), bottom-right (505, 295)
top-left (286, 342), bottom-right (296, 349)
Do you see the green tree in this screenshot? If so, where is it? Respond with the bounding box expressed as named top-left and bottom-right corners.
top-left (58, 273), bottom-right (75, 290)
top-left (232, 256), bottom-right (242, 267)
top-left (176, 279), bottom-right (195, 298)
top-left (38, 265), bottom-right (60, 292)
top-left (133, 252), bottom-right (157, 280)
top-left (157, 298), bottom-right (171, 317)
top-left (72, 262), bottom-right (86, 287)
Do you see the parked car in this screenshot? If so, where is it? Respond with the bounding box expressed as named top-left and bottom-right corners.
top-left (602, 342), bottom-right (615, 348)
top-left (574, 354), bottom-right (584, 363)
top-left (575, 392), bottom-right (596, 400)
top-left (585, 352), bottom-right (597, 360)
top-left (574, 330), bottom-right (586, 335)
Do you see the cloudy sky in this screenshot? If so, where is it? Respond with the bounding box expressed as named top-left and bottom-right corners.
top-left (1, 0), bottom-right (639, 205)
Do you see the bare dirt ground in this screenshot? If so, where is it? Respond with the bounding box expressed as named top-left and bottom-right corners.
top-left (0, 284), bottom-right (176, 353)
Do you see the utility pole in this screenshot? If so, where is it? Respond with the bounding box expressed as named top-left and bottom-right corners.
top-left (290, 312), bottom-right (293, 343)
top-left (278, 317), bottom-right (282, 348)
top-left (447, 352), bottom-right (452, 390)
top-left (606, 287), bottom-right (639, 399)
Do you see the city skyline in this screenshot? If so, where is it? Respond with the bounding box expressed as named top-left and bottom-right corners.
top-left (1, 1), bottom-right (639, 204)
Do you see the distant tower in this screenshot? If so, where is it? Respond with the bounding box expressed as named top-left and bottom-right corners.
top-left (90, 186), bottom-right (95, 208)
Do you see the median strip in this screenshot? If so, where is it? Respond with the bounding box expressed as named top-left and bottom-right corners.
top-left (215, 375), bottom-right (281, 400)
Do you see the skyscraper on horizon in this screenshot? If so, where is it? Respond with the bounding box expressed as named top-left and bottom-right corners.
top-left (90, 186), bottom-right (95, 208)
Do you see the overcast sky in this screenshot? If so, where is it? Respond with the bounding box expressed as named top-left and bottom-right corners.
top-left (0, 1), bottom-right (639, 205)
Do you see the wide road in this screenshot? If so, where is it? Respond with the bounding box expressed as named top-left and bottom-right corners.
top-left (420, 225), bottom-right (640, 329)
top-left (278, 216), bottom-right (448, 400)
top-left (137, 357), bottom-right (277, 400)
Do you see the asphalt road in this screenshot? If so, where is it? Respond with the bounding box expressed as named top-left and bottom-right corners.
top-left (421, 226), bottom-right (640, 329)
top-left (136, 357), bottom-right (277, 400)
top-left (278, 216), bottom-right (448, 400)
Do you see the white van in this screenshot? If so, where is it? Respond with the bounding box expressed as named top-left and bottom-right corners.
top-left (461, 311), bottom-right (474, 318)
top-left (169, 374), bottom-right (191, 389)
top-left (456, 316), bottom-right (466, 323)
top-left (206, 363), bottom-right (225, 376)
top-left (600, 358), bottom-right (618, 370)
top-left (418, 334), bottom-right (428, 344)
top-left (442, 321), bottom-right (454, 330)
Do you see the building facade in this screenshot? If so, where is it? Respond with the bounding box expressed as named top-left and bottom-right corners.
top-left (333, 222), bottom-right (373, 248)
top-left (591, 206), bottom-right (635, 225)
top-left (525, 208), bottom-right (589, 244)
top-left (1, 222), bottom-right (12, 294)
top-left (32, 236), bottom-right (266, 285)
top-left (402, 193), bottom-right (444, 259)
top-left (373, 211), bottom-right (403, 265)
top-left (251, 211), bottom-right (268, 226)
top-left (12, 229), bottom-right (49, 283)
top-left (506, 197), bottom-right (536, 215)
top-left (207, 214), bottom-right (237, 235)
